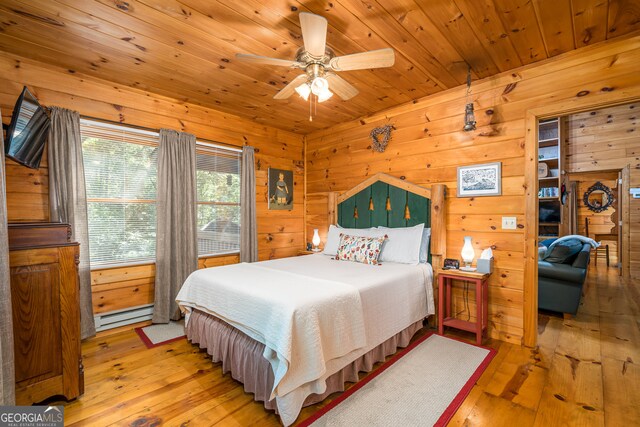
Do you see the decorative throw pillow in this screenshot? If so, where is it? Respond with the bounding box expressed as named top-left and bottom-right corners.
top-left (335, 233), bottom-right (387, 265)
top-left (323, 225), bottom-right (385, 256)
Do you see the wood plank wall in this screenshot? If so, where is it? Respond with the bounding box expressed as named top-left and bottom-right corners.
top-left (306, 34), bottom-right (640, 345)
top-left (1, 51), bottom-right (304, 314)
top-left (565, 102), bottom-right (640, 277)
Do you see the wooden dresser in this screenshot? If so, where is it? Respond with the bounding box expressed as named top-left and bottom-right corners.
top-left (8, 222), bottom-right (84, 405)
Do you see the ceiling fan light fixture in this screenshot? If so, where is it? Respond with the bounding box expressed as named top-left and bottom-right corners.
top-left (310, 76), bottom-right (329, 96)
top-left (295, 82), bottom-right (311, 101)
top-left (317, 88), bottom-right (333, 103)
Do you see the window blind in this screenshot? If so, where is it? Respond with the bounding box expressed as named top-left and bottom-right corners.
top-left (195, 145), bottom-right (241, 256)
top-left (81, 119), bottom-right (158, 266)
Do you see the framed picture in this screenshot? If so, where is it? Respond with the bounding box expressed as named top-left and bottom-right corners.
top-left (268, 168), bottom-right (294, 210)
top-left (457, 162), bottom-right (502, 197)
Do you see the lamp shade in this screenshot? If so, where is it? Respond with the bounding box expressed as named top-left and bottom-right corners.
top-left (295, 83), bottom-right (311, 101)
top-left (317, 88), bottom-right (333, 103)
top-left (311, 77), bottom-right (329, 95)
top-left (312, 229), bottom-right (321, 250)
top-left (461, 236), bottom-right (475, 265)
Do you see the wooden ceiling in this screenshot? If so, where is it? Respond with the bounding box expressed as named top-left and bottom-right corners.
top-left (0, 0), bottom-right (639, 133)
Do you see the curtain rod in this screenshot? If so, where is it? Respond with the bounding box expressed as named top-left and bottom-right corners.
top-left (80, 115), bottom-right (243, 153)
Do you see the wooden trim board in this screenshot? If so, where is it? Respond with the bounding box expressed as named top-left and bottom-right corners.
top-left (336, 172), bottom-right (432, 203)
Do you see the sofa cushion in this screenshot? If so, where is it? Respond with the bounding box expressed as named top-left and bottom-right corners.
top-left (539, 238), bottom-right (557, 248)
top-left (538, 260), bottom-right (587, 283)
top-left (543, 238), bottom-right (583, 264)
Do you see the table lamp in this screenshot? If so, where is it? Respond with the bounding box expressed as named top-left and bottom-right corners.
top-left (312, 229), bottom-right (321, 252)
top-left (460, 236), bottom-right (476, 272)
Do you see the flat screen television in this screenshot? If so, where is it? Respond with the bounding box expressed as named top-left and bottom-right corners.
top-left (4, 86), bottom-right (50, 169)
top-left (539, 200), bottom-right (561, 223)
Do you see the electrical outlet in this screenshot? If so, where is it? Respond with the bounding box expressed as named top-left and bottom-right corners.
top-left (502, 216), bottom-right (517, 230)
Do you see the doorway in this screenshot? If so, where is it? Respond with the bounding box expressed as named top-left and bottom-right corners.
top-left (566, 170), bottom-right (624, 272)
top-left (524, 99), bottom-right (638, 347)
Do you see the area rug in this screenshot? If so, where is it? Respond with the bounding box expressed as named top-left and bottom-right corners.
top-left (299, 333), bottom-right (496, 427)
top-left (135, 320), bottom-right (185, 348)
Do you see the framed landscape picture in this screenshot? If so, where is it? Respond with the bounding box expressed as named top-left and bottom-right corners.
top-left (457, 162), bottom-right (502, 197)
top-left (268, 168), bottom-right (294, 210)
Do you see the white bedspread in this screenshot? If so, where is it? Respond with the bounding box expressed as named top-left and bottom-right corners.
top-left (176, 254), bottom-right (434, 426)
top-left (176, 262), bottom-right (367, 398)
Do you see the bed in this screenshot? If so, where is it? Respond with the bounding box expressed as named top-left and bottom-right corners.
top-left (176, 174), bottom-right (446, 426)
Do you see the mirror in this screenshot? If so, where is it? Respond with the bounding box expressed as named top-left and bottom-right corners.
top-left (583, 181), bottom-right (614, 213)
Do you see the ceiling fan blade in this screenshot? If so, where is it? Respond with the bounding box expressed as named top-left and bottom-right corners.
top-left (273, 74), bottom-right (308, 100)
top-left (299, 12), bottom-right (327, 57)
top-left (235, 53), bottom-right (303, 68)
top-left (325, 73), bottom-right (359, 100)
top-left (329, 48), bottom-right (395, 71)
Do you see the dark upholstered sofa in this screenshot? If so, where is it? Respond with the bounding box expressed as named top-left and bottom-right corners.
top-left (538, 240), bottom-right (591, 316)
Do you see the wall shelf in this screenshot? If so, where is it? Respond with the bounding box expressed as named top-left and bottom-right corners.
top-left (539, 138), bottom-right (559, 148)
top-left (538, 117), bottom-right (563, 240)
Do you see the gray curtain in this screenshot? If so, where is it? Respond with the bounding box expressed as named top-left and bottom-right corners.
top-left (240, 146), bottom-right (258, 263)
top-left (48, 107), bottom-right (96, 339)
top-left (153, 129), bottom-right (198, 323)
top-left (0, 110), bottom-right (15, 405)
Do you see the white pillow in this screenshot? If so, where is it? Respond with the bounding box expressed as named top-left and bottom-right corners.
top-left (419, 228), bottom-right (431, 263)
top-left (323, 225), bottom-right (383, 256)
top-left (377, 223), bottom-right (425, 265)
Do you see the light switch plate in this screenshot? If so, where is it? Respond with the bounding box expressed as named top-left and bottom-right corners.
top-left (502, 216), bottom-right (517, 230)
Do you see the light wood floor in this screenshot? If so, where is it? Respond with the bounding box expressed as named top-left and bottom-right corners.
top-left (57, 266), bottom-right (639, 426)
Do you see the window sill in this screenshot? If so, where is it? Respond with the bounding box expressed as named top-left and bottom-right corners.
top-left (90, 252), bottom-right (240, 271)
top-left (91, 259), bottom-right (155, 271)
top-left (199, 251), bottom-right (240, 259)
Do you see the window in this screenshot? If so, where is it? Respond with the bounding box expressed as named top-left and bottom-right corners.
top-left (81, 119), bottom-right (158, 266)
top-left (196, 145), bottom-right (241, 256)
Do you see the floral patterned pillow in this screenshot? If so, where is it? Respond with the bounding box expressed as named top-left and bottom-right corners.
top-left (335, 233), bottom-right (387, 265)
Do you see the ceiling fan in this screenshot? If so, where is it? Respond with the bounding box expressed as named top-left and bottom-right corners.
top-left (236, 12), bottom-right (395, 105)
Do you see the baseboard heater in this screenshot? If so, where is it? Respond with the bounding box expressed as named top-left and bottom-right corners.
top-left (94, 304), bottom-right (154, 332)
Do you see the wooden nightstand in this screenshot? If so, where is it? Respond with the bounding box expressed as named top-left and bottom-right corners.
top-left (437, 269), bottom-right (491, 345)
top-left (297, 250), bottom-right (319, 256)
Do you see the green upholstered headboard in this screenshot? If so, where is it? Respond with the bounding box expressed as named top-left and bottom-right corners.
top-left (337, 181), bottom-right (431, 229)
top-left (327, 173), bottom-right (446, 271)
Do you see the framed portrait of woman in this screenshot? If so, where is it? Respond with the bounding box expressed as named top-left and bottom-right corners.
top-left (268, 168), bottom-right (293, 210)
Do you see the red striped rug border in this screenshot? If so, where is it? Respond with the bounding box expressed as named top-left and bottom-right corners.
top-left (297, 332), bottom-right (497, 427)
top-left (134, 326), bottom-right (186, 349)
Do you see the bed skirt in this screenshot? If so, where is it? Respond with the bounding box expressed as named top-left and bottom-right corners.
top-left (186, 309), bottom-right (423, 413)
